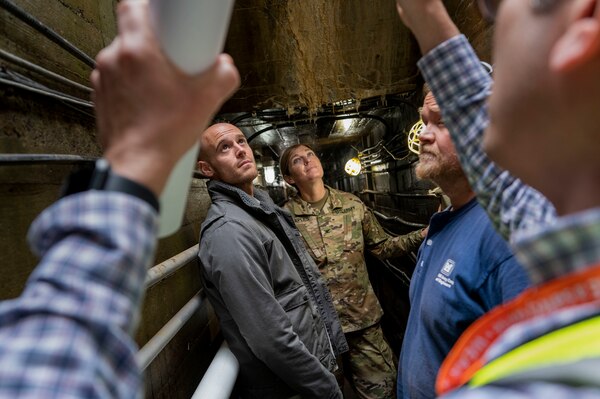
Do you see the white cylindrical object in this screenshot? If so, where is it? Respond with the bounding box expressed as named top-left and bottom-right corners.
top-left (191, 342), bottom-right (239, 399)
top-left (149, 0), bottom-right (235, 237)
top-left (157, 146), bottom-right (200, 237)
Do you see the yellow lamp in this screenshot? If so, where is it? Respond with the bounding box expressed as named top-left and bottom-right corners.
top-left (408, 120), bottom-right (424, 155)
top-left (345, 157), bottom-right (362, 176)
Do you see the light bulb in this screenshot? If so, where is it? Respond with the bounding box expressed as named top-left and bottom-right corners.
top-left (264, 166), bottom-right (276, 184)
top-left (344, 157), bottom-right (362, 176)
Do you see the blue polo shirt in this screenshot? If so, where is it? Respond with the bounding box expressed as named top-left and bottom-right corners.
top-left (397, 198), bottom-right (530, 399)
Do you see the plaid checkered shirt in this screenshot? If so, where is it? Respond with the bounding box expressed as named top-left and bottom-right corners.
top-left (422, 35), bottom-right (600, 399)
top-left (0, 191), bottom-right (158, 398)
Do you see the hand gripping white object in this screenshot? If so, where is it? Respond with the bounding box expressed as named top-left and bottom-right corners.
top-left (149, 0), bottom-right (235, 237)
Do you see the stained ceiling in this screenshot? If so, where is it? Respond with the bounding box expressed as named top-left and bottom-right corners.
top-left (222, 0), bottom-right (492, 114)
top-left (0, 0), bottom-right (493, 160)
top-left (218, 0), bottom-right (493, 154)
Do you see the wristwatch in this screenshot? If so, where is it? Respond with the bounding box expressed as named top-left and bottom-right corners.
top-left (61, 158), bottom-right (160, 212)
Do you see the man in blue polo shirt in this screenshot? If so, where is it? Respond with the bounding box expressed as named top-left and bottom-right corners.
top-left (397, 90), bottom-right (530, 399)
top-left (396, 0), bottom-right (600, 397)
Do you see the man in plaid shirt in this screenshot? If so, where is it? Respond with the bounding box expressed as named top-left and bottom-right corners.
top-left (0, 1), bottom-right (239, 397)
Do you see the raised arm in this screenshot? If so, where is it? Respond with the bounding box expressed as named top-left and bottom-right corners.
top-left (394, 0), bottom-right (459, 54)
top-left (396, 0), bottom-right (556, 242)
top-left (364, 204), bottom-right (425, 259)
top-left (0, 0), bottom-right (239, 397)
top-left (93, 0), bottom-right (239, 196)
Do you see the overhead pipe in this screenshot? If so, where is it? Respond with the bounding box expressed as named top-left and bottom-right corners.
top-left (0, 49), bottom-right (92, 93)
top-left (246, 113), bottom-right (391, 145)
top-left (0, 77), bottom-right (93, 108)
top-left (0, 154), bottom-right (96, 164)
top-left (232, 96), bottom-right (417, 128)
top-left (0, 0), bottom-right (96, 67)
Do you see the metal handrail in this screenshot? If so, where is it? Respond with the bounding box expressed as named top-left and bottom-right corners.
top-left (139, 239), bottom-right (239, 397)
top-left (145, 244), bottom-right (199, 288)
top-left (372, 209), bottom-right (427, 229)
top-left (135, 291), bottom-right (203, 371)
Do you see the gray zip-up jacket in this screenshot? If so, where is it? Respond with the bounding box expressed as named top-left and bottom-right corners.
top-left (198, 181), bottom-right (348, 399)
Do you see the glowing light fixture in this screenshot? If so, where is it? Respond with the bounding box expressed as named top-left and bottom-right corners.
top-left (340, 118), bottom-right (353, 131)
top-left (264, 166), bottom-right (276, 184)
top-left (344, 157), bottom-right (362, 176)
top-left (408, 120), bottom-right (424, 155)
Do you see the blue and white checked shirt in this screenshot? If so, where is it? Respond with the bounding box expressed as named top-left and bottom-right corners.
top-left (0, 191), bottom-right (158, 398)
top-left (440, 209), bottom-right (600, 399)
top-left (420, 36), bottom-right (600, 399)
top-left (418, 35), bottom-right (557, 245)
top-left (471, 208), bottom-right (600, 368)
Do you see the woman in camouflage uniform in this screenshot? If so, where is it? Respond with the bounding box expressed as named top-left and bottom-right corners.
top-left (280, 144), bottom-right (426, 399)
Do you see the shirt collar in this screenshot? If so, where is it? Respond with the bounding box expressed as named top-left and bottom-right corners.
top-left (289, 185), bottom-right (341, 215)
top-left (514, 207), bottom-right (600, 285)
top-left (208, 180), bottom-right (271, 210)
top-left (327, 186), bottom-right (343, 209)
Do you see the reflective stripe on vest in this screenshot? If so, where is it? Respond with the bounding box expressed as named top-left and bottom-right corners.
top-left (470, 314), bottom-right (600, 387)
top-left (436, 263), bottom-right (600, 395)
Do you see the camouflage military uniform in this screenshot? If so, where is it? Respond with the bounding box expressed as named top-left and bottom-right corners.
top-left (284, 187), bottom-right (424, 399)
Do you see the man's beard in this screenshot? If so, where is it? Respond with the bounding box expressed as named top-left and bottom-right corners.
top-left (416, 152), bottom-right (463, 182)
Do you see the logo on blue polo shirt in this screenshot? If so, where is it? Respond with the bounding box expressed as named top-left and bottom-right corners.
top-left (436, 258), bottom-right (456, 288)
top-left (441, 259), bottom-right (455, 276)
